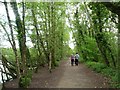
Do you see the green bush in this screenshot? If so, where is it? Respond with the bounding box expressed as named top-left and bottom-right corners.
top-left (85, 61), bottom-right (95, 67)
top-left (86, 61), bottom-right (120, 88)
top-left (79, 57), bottom-right (84, 63)
top-left (54, 61), bottom-right (59, 67)
top-left (27, 69), bottom-right (33, 79)
top-left (102, 67), bottom-right (116, 77)
top-left (19, 70), bottom-right (32, 88)
top-left (86, 61), bottom-right (107, 73)
top-left (110, 74), bottom-right (120, 88)
top-left (19, 75), bottom-right (31, 88)
top-left (112, 74), bottom-right (118, 82)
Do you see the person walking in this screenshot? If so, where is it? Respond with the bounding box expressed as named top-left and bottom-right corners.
top-left (71, 54), bottom-right (74, 66)
top-left (75, 53), bottom-right (79, 66)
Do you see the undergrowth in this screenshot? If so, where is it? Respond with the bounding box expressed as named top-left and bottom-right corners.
top-left (85, 61), bottom-right (119, 88)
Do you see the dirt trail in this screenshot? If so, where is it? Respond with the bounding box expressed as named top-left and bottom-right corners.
top-left (5, 57), bottom-right (109, 88)
top-left (56, 58), bottom-right (109, 88)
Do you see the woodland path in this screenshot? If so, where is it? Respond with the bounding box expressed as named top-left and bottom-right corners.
top-left (29, 57), bottom-right (109, 88)
top-left (5, 57), bottom-right (109, 88)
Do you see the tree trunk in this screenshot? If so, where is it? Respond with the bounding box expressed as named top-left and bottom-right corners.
top-left (10, 1), bottom-right (27, 75)
top-left (4, 1), bottom-right (20, 79)
top-left (51, 2), bottom-right (55, 68)
top-left (22, 1), bottom-right (27, 74)
top-left (31, 3), bottom-right (50, 71)
top-left (118, 15), bottom-right (120, 83)
top-left (48, 53), bottom-right (52, 73)
top-left (0, 68), bottom-right (5, 89)
top-left (94, 4), bottom-right (110, 66)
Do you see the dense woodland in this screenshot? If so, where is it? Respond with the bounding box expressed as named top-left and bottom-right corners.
top-left (0, 1), bottom-right (120, 88)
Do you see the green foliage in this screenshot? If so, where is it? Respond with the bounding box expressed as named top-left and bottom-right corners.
top-left (86, 61), bottom-right (120, 88)
top-left (19, 75), bottom-right (31, 88)
top-left (86, 61), bottom-right (107, 73)
top-left (102, 67), bottom-right (116, 77)
top-left (29, 48), bottom-right (38, 67)
top-left (1, 1), bottom-right (119, 88)
top-left (81, 36), bottom-right (101, 61)
top-left (102, 68), bottom-right (120, 88)
top-left (111, 74), bottom-right (120, 88)
top-left (78, 56), bottom-right (84, 63)
top-left (2, 48), bottom-right (15, 62)
top-left (27, 69), bottom-right (33, 79)
top-left (63, 45), bottom-right (73, 57)
top-left (54, 61), bottom-right (59, 67)
top-left (19, 70), bottom-right (32, 88)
